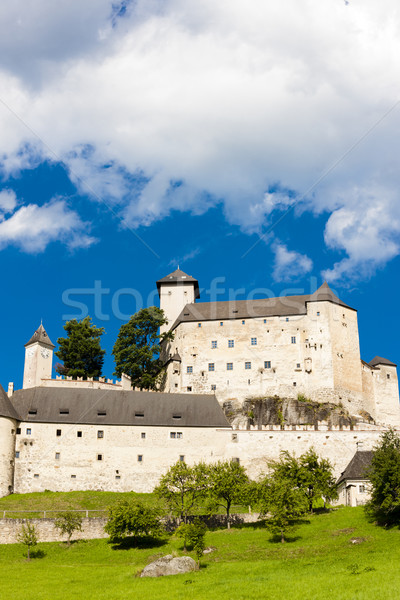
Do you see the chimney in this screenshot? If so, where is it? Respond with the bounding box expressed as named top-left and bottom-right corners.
top-left (7, 382), bottom-right (14, 398)
top-left (121, 373), bottom-right (132, 391)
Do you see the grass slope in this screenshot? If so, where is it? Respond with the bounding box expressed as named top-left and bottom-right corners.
top-left (1, 507), bottom-right (400, 599)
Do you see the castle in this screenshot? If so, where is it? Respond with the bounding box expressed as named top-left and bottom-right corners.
top-left (0, 269), bottom-right (398, 498)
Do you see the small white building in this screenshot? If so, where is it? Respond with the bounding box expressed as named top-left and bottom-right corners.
top-left (336, 450), bottom-right (374, 506)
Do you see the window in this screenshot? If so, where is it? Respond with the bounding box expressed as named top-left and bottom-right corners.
top-left (211, 384), bottom-right (216, 391)
top-left (135, 412), bottom-right (144, 418)
top-left (251, 337), bottom-right (257, 346)
top-left (242, 320), bottom-right (245, 325)
top-left (264, 361), bottom-right (271, 369)
top-left (170, 432), bottom-right (176, 439)
top-left (387, 374), bottom-right (391, 379)
top-left (59, 409), bottom-right (69, 415)
top-left (208, 363), bottom-right (215, 371)
top-left (187, 366), bottom-right (193, 373)
top-left (179, 455), bottom-right (185, 462)
top-left (317, 311), bottom-right (320, 316)
top-left (97, 410), bottom-right (106, 416)
top-left (264, 319), bottom-right (267, 324)
top-left (16, 428), bottom-right (21, 435)
top-left (173, 414), bottom-right (182, 420)
top-left (55, 452), bottom-right (60, 460)
top-left (291, 336), bottom-right (296, 344)
top-left (232, 457), bottom-right (240, 464)
top-left (187, 386), bottom-right (192, 392)
top-left (293, 382), bottom-right (297, 387)
top-left (211, 340), bottom-right (217, 349)
top-left (177, 432), bottom-right (183, 439)
top-left (359, 485), bottom-right (365, 493)
top-left (228, 339), bottom-right (234, 348)
top-left (141, 432), bottom-right (146, 439)
top-left (137, 455), bottom-right (143, 462)
top-left (56, 429), bottom-right (61, 437)
top-left (198, 323), bottom-right (202, 327)
top-left (220, 322), bottom-right (223, 326)
top-left (71, 474), bottom-right (76, 479)
top-left (15, 451), bottom-right (20, 458)
top-left (115, 475), bottom-right (121, 480)
top-left (227, 362), bottom-right (233, 370)
top-left (97, 430), bottom-right (104, 439)
top-left (34, 474), bottom-right (39, 478)
top-left (77, 431), bottom-right (82, 438)
top-left (97, 454), bottom-right (103, 461)
top-left (296, 363), bottom-right (301, 368)
top-left (285, 317), bottom-right (289, 322)
top-left (232, 433), bottom-right (238, 442)
top-left (245, 361), bottom-right (251, 370)
top-left (26, 428), bottom-right (31, 435)
top-left (28, 409), bottom-right (37, 415)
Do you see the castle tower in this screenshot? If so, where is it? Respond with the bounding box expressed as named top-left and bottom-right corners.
top-left (23, 323), bottom-right (55, 389)
top-left (157, 268), bottom-right (200, 334)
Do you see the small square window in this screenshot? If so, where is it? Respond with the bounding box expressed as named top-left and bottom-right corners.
top-left (137, 455), bottom-right (143, 462)
top-left (179, 455), bottom-right (185, 462)
top-left (177, 432), bottom-right (183, 439)
top-left (297, 363), bottom-right (301, 368)
top-left (232, 433), bottom-right (238, 442)
top-left (198, 323), bottom-right (202, 327)
top-left (359, 485), bottom-right (365, 493)
top-left (264, 361), bottom-right (271, 369)
top-left (387, 374), bottom-right (391, 379)
top-left (15, 451), bottom-right (20, 458)
top-left (220, 322), bottom-right (223, 326)
top-left (211, 384), bottom-right (216, 391)
top-left (141, 432), bottom-right (146, 439)
top-left (232, 457), bottom-right (240, 464)
top-left (251, 337), bottom-right (257, 345)
top-left (115, 475), bottom-right (121, 480)
top-left (55, 452), bottom-right (60, 460)
top-left (16, 428), bottom-right (21, 435)
top-left (228, 339), bottom-right (234, 348)
top-left (211, 340), bottom-right (217, 348)
top-left (285, 317), bottom-right (289, 322)
top-left (97, 454), bottom-right (103, 461)
top-left (227, 362), bottom-right (233, 370)
top-left (317, 311), bottom-right (320, 316)
top-left (33, 474), bottom-right (39, 478)
top-left (242, 320), bottom-right (245, 325)
top-left (291, 336), bottom-right (296, 344)
top-left (263, 319), bottom-right (267, 324)
top-left (26, 428), bottom-right (31, 435)
top-left (293, 382), bottom-right (297, 387)
top-left (77, 431), bottom-right (82, 438)
top-left (170, 432), bottom-right (176, 439)
top-left (56, 429), bottom-right (61, 437)
top-left (187, 386), bottom-right (192, 392)
top-left (208, 363), bottom-right (215, 372)
top-left (97, 430), bottom-right (104, 439)
top-left (245, 361), bottom-right (251, 370)
top-left (187, 366), bottom-right (193, 373)
top-left (71, 474), bottom-right (76, 479)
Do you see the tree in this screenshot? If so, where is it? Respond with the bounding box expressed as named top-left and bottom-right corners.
top-left (208, 460), bottom-right (250, 528)
top-left (54, 511), bottom-right (83, 547)
top-left (154, 461), bottom-right (211, 526)
top-left (55, 316), bottom-right (105, 379)
top-left (366, 429), bottom-right (400, 526)
top-left (259, 474), bottom-right (308, 543)
top-left (18, 522), bottom-right (38, 560)
top-left (104, 500), bottom-right (163, 544)
top-left (176, 518), bottom-right (207, 566)
top-left (112, 307), bottom-right (173, 390)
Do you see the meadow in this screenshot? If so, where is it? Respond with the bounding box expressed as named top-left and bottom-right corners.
top-left (0, 505), bottom-right (399, 600)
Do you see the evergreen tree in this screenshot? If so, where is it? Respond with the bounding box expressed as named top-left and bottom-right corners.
top-left (112, 307), bottom-right (173, 390)
top-left (55, 316), bottom-right (105, 379)
top-left (366, 429), bottom-right (400, 526)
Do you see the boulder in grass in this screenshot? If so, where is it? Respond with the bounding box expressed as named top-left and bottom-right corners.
top-left (140, 554), bottom-right (198, 577)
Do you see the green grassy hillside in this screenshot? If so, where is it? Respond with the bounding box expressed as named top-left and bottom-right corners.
top-left (0, 507), bottom-right (399, 599)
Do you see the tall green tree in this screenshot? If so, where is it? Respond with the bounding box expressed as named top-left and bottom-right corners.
top-left (208, 460), bottom-right (250, 528)
top-left (154, 461), bottom-right (211, 524)
top-left (366, 429), bottom-right (400, 526)
top-left (259, 474), bottom-right (308, 543)
top-left (104, 500), bottom-right (163, 544)
top-left (112, 307), bottom-right (173, 390)
top-left (55, 316), bottom-right (105, 379)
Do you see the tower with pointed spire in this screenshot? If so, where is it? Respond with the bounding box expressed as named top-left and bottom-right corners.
top-left (157, 268), bottom-right (200, 334)
top-left (23, 323), bottom-right (55, 389)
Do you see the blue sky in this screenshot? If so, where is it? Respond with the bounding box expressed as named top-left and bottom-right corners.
top-left (0, 0), bottom-right (399, 389)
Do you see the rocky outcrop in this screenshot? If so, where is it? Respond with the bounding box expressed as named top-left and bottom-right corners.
top-left (140, 555), bottom-right (198, 577)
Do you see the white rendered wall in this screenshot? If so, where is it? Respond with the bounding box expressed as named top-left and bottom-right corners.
top-left (159, 283), bottom-right (196, 334)
top-left (23, 343), bottom-right (53, 389)
top-left (0, 417), bottom-right (16, 496)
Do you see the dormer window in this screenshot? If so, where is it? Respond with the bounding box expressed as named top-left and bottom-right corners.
top-left (28, 409), bottom-right (37, 416)
top-left (97, 410), bottom-right (106, 417)
top-left (59, 409), bottom-right (69, 415)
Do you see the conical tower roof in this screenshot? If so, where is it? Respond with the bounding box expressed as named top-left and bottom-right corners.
top-left (24, 323), bottom-right (55, 349)
top-left (308, 282), bottom-right (353, 310)
top-left (156, 268), bottom-right (200, 299)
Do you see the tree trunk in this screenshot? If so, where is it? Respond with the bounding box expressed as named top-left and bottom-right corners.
top-left (27, 546), bottom-right (30, 561)
top-left (227, 505), bottom-right (231, 530)
top-left (281, 529), bottom-right (285, 543)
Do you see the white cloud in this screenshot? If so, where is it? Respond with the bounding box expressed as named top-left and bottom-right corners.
top-left (272, 242), bottom-right (313, 282)
top-left (0, 198), bottom-right (95, 252)
top-left (0, 189), bottom-right (17, 213)
top-left (0, 1), bottom-right (399, 276)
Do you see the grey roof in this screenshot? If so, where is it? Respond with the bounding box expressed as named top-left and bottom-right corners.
top-left (337, 451), bottom-right (374, 485)
top-left (25, 323), bottom-right (55, 349)
top-left (369, 356), bottom-right (397, 368)
top-left (10, 387), bottom-right (231, 428)
top-left (0, 385), bottom-right (20, 420)
top-left (171, 282), bottom-right (353, 329)
top-left (157, 269), bottom-right (200, 300)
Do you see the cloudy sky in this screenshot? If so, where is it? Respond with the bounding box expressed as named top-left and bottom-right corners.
top-left (1, 0), bottom-right (399, 388)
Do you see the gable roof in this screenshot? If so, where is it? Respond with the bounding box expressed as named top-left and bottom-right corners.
top-left (369, 356), bottom-right (397, 368)
top-left (10, 387), bottom-right (231, 428)
top-left (157, 269), bottom-right (200, 299)
top-left (0, 385), bottom-right (20, 420)
top-left (171, 282), bottom-right (353, 329)
top-left (25, 323), bottom-right (55, 349)
top-left (337, 450), bottom-right (374, 485)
